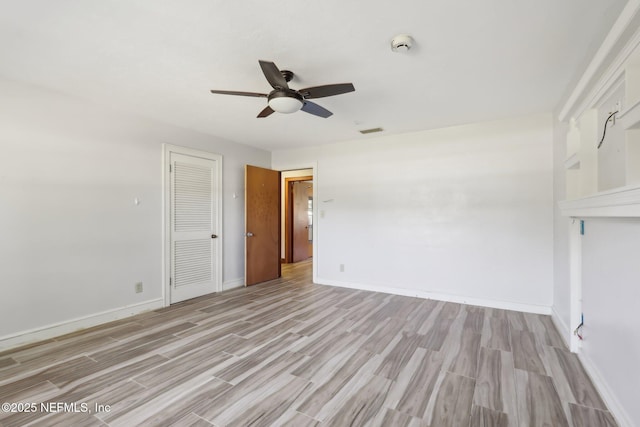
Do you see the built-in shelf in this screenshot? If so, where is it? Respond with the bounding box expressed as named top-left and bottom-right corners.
top-left (564, 152), bottom-right (580, 170)
top-left (559, 183), bottom-right (640, 217)
top-left (619, 98), bottom-right (640, 129)
top-left (559, 26), bottom-right (640, 217)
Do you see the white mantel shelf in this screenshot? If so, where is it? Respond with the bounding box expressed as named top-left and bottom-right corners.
top-left (559, 184), bottom-right (640, 218)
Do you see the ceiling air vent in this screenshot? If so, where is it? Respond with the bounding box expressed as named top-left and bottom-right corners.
top-left (359, 127), bottom-right (384, 134)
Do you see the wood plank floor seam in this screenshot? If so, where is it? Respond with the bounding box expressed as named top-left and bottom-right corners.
top-left (0, 259), bottom-right (617, 427)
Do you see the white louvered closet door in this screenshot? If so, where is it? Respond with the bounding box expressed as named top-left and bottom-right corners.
top-left (170, 152), bottom-right (221, 303)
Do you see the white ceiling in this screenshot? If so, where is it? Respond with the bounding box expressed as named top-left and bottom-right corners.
top-left (0, 0), bottom-right (627, 151)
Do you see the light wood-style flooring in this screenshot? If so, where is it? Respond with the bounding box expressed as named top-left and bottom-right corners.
top-left (0, 260), bottom-right (616, 426)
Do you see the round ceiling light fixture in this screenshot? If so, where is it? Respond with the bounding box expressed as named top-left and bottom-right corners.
top-left (391, 34), bottom-right (414, 52)
top-left (267, 90), bottom-right (303, 113)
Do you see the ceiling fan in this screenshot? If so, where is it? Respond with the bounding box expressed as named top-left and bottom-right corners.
top-left (210, 60), bottom-right (355, 118)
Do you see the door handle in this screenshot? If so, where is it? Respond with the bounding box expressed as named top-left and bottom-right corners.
top-left (246, 232), bottom-right (254, 237)
top-left (211, 234), bottom-right (218, 239)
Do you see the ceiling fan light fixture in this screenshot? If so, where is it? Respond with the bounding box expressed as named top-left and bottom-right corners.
top-left (210, 60), bottom-right (354, 118)
top-left (268, 91), bottom-right (303, 114)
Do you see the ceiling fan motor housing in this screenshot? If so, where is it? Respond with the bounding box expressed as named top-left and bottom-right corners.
top-left (280, 70), bottom-right (294, 82)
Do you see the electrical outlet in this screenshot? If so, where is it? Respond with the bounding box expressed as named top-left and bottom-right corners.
top-left (609, 100), bottom-right (622, 127)
top-left (135, 282), bottom-right (143, 293)
top-left (339, 264), bottom-right (345, 272)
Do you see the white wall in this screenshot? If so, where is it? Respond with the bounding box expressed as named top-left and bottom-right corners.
top-left (581, 218), bottom-right (640, 426)
top-left (552, 117), bottom-right (572, 341)
top-left (273, 113), bottom-right (554, 312)
top-left (0, 78), bottom-right (270, 347)
top-left (596, 85), bottom-right (626, 192)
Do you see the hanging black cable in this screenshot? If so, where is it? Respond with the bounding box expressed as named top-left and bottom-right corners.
top-left (597, 111), bottom-right (619, 149)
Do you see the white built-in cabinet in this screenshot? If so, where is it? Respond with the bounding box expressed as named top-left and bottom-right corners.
top-left (619, 49), bottom-right (640, 186)
top-left (564, 42), bottom-right (640, 201)
top-left (557, 16), bottom-right (640, 426)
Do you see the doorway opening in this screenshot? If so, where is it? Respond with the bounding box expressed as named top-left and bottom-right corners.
top-left (281, 169), bottom-right (314, 267)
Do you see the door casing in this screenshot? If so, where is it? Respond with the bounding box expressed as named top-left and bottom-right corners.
top-left (284, 175), bottom-right (312, 263)
top-left (276, 163), bottom-right (318, 284)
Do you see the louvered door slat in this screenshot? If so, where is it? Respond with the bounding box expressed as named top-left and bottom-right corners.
top-left (174, 161), bottom-right (215, 233)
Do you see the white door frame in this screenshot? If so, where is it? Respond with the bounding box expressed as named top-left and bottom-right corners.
top-left (276, 162), bottom-right (318, 284)
top-left (162, 144), bottom-right (223, 307)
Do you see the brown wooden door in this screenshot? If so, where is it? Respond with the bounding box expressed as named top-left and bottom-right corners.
top-left (292, 181), bottom-right (312, 262)
top-left (245, 165), bottom-right (281, 286)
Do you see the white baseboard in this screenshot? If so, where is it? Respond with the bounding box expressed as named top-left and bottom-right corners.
top-left (223, 278), bottom-right (244, 291)
top-left (577, 352), bottom-right (634, 427)
top-left (551, 306), bottom-right (572, 349)
top-left (0, 298), bottom-right (164, 352)
top-left (2, 278), bottom-right (246, 353)
top-left (315, 278), bottom-right (552, 315)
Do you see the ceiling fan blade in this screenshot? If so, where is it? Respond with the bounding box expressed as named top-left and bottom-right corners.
top-left (301, 101), bottom-right (333, 118)
top-left (299, 83), bottom-right (355, 99)
top-left (210, 90), bottom-right (267, 97)
top-left (259, 60), bottom-right (289, 89)
top-left (257, 105), bottom-right (275, 118)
